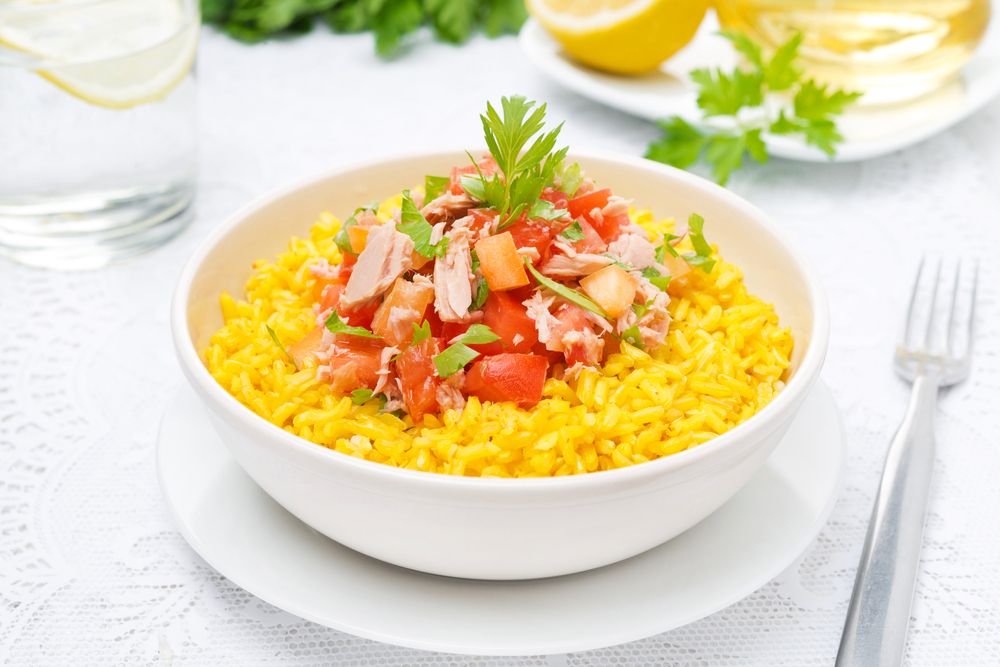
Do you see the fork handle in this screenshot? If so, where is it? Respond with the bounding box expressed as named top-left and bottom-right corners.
top-left (836, 374), bottom-right (939, 667)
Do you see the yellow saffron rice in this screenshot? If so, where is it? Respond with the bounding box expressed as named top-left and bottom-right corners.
top-left (204, 197), bottom-right (793, 477)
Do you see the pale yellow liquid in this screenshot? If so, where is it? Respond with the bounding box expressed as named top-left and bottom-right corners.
top-left (716, 0), bottom-right (991, 103)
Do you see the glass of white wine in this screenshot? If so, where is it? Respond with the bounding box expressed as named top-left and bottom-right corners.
top-left (0, 0), bottom-right (198, 270)
top-left (715, 0), bottom-right (991, 104)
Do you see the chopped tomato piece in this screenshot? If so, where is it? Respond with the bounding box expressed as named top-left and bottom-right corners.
top-left (569, 218), bottom-right (607, 254)
top-left (339, 297), bottom-right (380, 330)
top-left (371, 277), bottom-right (435, 346)
top-left (327, 339), bottom-right (383, 394)
top-left (475, 231), bottom-right (530, 292)
top-left (287, 326), bottom-right (325, 368)
top-left (465, 353), bottom-right (549, 407)
top-left (468, 208), bottom-right (499, 235)
top-left (505, 216), bottom-right (559, 265)
top-left (395, 338), bottom-right (442, 422)
top-left (319, 283), bottom-right (344, 312)
top-left (546, 304), bottom-right (590, 353)
top-left (567, 188), bottom-right (610, 219)
top-left (482, 290), bottom-right (537, 353)
top-left (449, 156), bottom-right (499, 195)
top-left (540, 188), bottom-right (569, 210)
top-left (591, 211), bottom-right (629, 243)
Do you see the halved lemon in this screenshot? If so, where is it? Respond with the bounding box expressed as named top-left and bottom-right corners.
top-left (0, 0), bottom-right (198, 109)
top-left (527, 0), bottom-right (710, 75)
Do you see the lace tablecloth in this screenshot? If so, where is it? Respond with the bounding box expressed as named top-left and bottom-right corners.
top-left (3, 29), bottom-right (1000, 666)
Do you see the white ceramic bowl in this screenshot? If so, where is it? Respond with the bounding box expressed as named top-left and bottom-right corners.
top-left (172, 150), bottom-right (829, 581)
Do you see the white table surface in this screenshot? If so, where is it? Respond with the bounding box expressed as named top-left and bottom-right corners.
top-left (2, 26), bottom-right (1000, 666)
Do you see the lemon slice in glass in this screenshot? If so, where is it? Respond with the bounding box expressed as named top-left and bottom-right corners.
top-left (0, 0), bottom-right (198, 109)
top-left (527, 0), bottom-right (709, 75)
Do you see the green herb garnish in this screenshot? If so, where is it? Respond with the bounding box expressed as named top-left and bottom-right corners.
top-left (528, 199), bottom-right (568, 221)
top-left (684, 214), bottom-right (716, 273)
top-left (204, 0), bottom-right (527, 57)
top-left (621, 325), bottom-right (645, 349)
top-left (471, 279), bottom-right (489, 310)
top-left (412, 320), bottom-right (432, 344)
top-left (334, 202), bottom-right (378, 254)
top-left (524, 259), bottom-right (609, 320)
top-left (645, 32), bottom-right (861, 184)
top-left (351, 388), bottom-right (375, 405)
top-left (559, 221), bottom-right (586, 242)
top-left (641, 266), bottom-right (671, 291)
top-left (432, 324), bottom-right (500, 377)
top-left (557, 161), bottom-right (584, 197)
top-left (265, 324), bottom-right (297, 368)
top-left (464, 96), bottom-right (568, 228)
top-left (424, 174), bottom-right (449, 201)
top-left (325, 310), bottom-right (380, 338)
top-left (398, 189), bottom-right (448, 259)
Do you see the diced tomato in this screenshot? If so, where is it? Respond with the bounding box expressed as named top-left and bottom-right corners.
top-left (570, 218), bottom-right (607, 254)
top-left (395, 338), bottom-right (442, 422)
top-left (482, 290), bottom-right (537, 353)
top-left (287, 326), bottom-right (326, 368)
top-left (563, 338), bottom-right (595, 367)
top-left (567, 188), bottom-right (627, 242)
top-left (592, 211), bottom-right (630, 243)
top-left (370, 277), bottom-right (435, 345)
top-left (547, 304), bottom-right (590, 352)
top-left (449, 156), bottom-right (499, 195)
top-left (506, 216), bottom-right (559, 265)
top-left (540, 188), bottom-right (569, 210)
top-left (567, 188), bottom-right (610, 219)
top-left (319, 283), bottom-right (344, 312)
top-left (341, 252), bottom-right (358, 269)
top-left (327, 339), bottom-right (384, 394)
top-left (338, 297), bottom-right (380, 330)
top-left (464, 353), bottom-right (549, 407)
top-left (468, 208), bottom-right (500, 235)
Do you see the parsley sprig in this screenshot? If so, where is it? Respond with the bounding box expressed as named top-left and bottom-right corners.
top-left (433, 324), bottom-right (500, 378)
top-left (202, 0), bottom-right (527, 56)
top-left (645, 32), bottom-right (862, 184)
top-left (462, 96), bottom-right (568, 228)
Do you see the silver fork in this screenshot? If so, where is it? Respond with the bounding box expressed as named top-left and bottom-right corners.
top-left (836, 258), bottom-right (978, 667)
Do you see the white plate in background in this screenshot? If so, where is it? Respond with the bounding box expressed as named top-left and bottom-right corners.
top-left (158, 382), bottom-right (844, 655)
top-left (520, 16), bottom-right (1000, 163)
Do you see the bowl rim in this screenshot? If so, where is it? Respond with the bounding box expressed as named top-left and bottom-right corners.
top-left (171, 148), bottom-right (829, 492)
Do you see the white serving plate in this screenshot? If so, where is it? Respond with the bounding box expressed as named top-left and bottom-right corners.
top-left (520, 16), bottom-right (1000, 163)
top-left (157, 381), bottom-right (844, 656)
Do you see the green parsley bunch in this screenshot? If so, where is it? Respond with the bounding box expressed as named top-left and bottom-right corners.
top-left (202, 0), bottom-right (527, 55)
top-left (646, 32), bottom-right (862, 184)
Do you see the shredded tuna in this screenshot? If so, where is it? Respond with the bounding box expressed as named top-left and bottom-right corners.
top-left (386, 305), bottom-right (421, 345)
top-left (421, 192), bottom-right (475, 224)
top-left (436, 370), bottom-right (466, 413)
top-left (373, 345), bottom-right (400, 394)
top-left (433, 224), bottom-right (475, 322)
top-left (562, 361), bottom-right (587, 383)
top-left (430, 221), bottom-right (447, 245)
top-left (341, 224), bottom-right (414, 310)
top-left (516, 246), bottom-right (541, 264)
top-left (581, 309), bottom-right (613, 333)
top-left (620, 276), bottom-right (672, 349)
top-left (523, 290), bottom-right (559, 344)
top-left (381, 380), bottom-right (405, 413)
top-left (608, 233), bottom-right (658, 270)
top-left (540, 239), bottom-right (612, 277)
top-left (562, 328), bottom-right (604, 365)
top-left (512, 333), bottom-right (525, 347)
top-left (309, 258), bottom-right (340, 280)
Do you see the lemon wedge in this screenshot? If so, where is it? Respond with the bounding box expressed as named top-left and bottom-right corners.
top-left (527, 0), bottom-right (709, 75)
top-left (0, 0), bottom-right (198, 109)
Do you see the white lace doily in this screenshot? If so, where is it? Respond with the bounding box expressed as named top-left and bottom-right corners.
top-left (2, 29), bottom-right (999, 666)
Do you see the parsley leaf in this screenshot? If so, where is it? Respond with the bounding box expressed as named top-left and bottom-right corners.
top-left (469, 96), bottom-right (567, 227)
top-left (641, 266), bottom-right (670, 291)
top-left (621, 325), bottom-right (645, 349)
top-left (480, 0), bottom-right (528, 36)
top-left (266, 324), bottom-right (297, 368)
top-left (424, 174), bottom-right (449, 201)
top-left (334, 202), bottom-right (377, 254)
top-left (351, 388), bottom-right (376, 405)
top-left (425, 0), bottom-right (477, 43)
top-left (398, 189), bottom-right (448, 258)
top-left (371, 0), bottom-right (423, 55)
top-left (557, 161), bottom-right (584, 196)
top-left (645, 31), bottom-right (860, 183)
top-left (455, 323), bottom-right (500, 344)
top-left (412, 320), bottom-right (432, 344)
top-left (472, 279), bottom-right (489, 310)
top-left (684, 214), bottom-right (716, 273)
top-left (432, 343), bottom-right (480, 378)
top-left (524, 259), bottom-right (609, 319)
top-left (529, 199), bottom-right (568, 221)
top-left (325, 310), bottom-right (380, 338)
top-left (559, 221), bottom-right (586, 241)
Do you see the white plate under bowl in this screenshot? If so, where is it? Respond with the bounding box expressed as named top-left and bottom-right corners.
top-left (157, 381), bottom-right (844, 656)
top-left (520, 16), bottom-right (1000, 163)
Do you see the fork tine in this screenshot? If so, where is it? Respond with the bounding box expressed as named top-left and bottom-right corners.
top-left (946, 260), bottom-right (962, 357)
top-left (921, 258), bottom-right (943, 351)
top-left (903, 257), bottom-right (926, 347)
top-left (965, 260), bottom-right (980, 357)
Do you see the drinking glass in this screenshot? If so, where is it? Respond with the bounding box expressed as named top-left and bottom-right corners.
top-left (715, 0), bottom-right (991, 104)
top-left (0, 0), bottom-right (198, 269)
